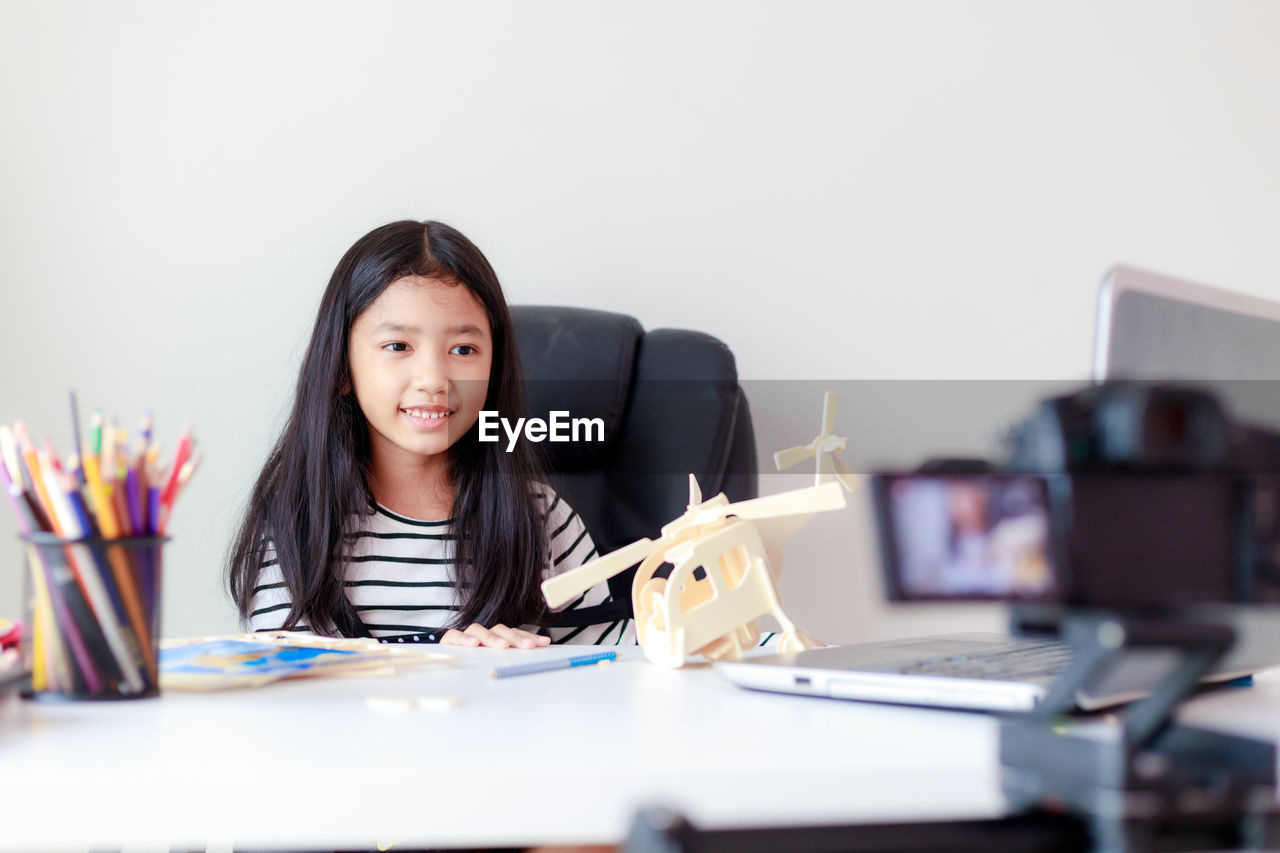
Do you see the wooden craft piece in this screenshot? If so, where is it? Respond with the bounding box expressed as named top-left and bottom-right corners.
top-left (543, 475), bottom-right (846, 668)
top-left (365, 695), bottom-right (462, 713)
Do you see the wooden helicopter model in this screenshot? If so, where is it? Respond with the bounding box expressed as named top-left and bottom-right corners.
top-left (541, 392), bottom-right (859, 668)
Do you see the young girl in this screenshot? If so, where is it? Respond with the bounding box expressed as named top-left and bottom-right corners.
top-left (228, 220), bottom-right (634, 647)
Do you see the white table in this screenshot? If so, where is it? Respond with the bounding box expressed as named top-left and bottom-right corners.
top-left (0, 645), bottom-right (1008, 851)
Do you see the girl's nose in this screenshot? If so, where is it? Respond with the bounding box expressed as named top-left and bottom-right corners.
top-left (411, 354), bottom-right (449, 395)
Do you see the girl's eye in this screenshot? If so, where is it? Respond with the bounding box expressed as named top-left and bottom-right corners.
top-left (451, 345), bottom-right (476, 356)
top-left (382, 342), bottom-right (410, 353)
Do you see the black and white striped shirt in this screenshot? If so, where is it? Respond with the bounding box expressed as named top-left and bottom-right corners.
top-left (248, 487), bottom-right (636, 646)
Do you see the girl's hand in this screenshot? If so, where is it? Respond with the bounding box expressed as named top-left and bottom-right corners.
top-left (440, 623), bottom-right (552, 649)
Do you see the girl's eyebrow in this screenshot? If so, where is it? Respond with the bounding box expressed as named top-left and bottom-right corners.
top-left (371, 322), bottom-right (421, 335)
top-left (369, 322), bottom-right (487, 337)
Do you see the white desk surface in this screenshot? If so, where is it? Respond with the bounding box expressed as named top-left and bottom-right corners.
top-left (2, 645), bottom-right (1279, 851)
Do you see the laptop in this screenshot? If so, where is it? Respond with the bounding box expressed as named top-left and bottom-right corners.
top-left (716, 265), bottom-right (1280, 712)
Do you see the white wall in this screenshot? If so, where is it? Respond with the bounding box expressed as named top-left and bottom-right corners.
top-left (1, 0), bottom-right (1278, 642)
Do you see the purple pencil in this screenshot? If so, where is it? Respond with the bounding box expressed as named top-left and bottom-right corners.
top-left (147, 485), bottom-right (162, 537)
top-left (125, 468), bottom-right (142, 535)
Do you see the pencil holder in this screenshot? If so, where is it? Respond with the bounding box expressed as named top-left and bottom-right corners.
top-left (19, 532), bottom-right (165, 700)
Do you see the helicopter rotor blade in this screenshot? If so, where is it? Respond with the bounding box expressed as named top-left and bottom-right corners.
top-left (773, 444), bottom-right (814, 471)
top-left (821, 391), bottom-right (840, 437)
top-left (831, 455), bottom-right (863, 493)
top-left (725, 481), bottom-right (847, 521)
top-left (541, 536), bottom-right (656, 608)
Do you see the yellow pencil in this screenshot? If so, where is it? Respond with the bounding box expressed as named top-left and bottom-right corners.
top-left (82, 452), bottom-right (119, 539)
top-left (81, 455), bottom-right (155, 675)
top-left (26, 546), bottom-right (57, 691)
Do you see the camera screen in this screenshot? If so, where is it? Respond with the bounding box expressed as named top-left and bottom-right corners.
top-left (874, 474), bottom-right (1058, 602)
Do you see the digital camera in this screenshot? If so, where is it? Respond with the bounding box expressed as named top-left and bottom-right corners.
top-left (871, 383), bottom-right (1280, 610)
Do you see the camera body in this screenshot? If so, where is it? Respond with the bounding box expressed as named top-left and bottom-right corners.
top-left (872, 383), bottom-right (1280, 609)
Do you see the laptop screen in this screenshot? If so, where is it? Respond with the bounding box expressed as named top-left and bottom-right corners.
top-left (1095, 265), bottom-right (1280, 429)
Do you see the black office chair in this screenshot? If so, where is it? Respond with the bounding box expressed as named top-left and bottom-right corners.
top-left (512, 306), bottom-right (758, 625)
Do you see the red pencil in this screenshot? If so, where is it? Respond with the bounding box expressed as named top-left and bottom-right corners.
top-left (157, 451), bottom-right (201, 535)
top-left (159, 423), bottom-right (194, 515)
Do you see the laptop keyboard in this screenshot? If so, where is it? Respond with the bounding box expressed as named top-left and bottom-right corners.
top-left (872, 642), bottom-right (1074, 682)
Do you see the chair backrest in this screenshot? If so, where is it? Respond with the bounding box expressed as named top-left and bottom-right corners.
top-left (512, 305), bottom-right (758, 623)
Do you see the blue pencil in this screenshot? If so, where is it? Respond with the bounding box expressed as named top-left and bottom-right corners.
top-left (489, 651), bottom-right (617, 679)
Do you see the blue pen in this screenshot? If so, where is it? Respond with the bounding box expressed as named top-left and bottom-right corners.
top-left (489, 650), bottom-right (617, 679)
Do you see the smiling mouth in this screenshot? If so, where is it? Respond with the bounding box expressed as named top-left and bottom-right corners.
top-left (401, 407), bottom-right (453, 419)
top-left (400, 407), bottom-right (454, 429)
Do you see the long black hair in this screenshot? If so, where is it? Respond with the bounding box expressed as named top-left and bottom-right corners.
top-left (228, 220), bottom-right (549, 636)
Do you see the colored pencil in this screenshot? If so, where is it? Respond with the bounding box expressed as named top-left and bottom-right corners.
top-left (138, 412), bottom-right (153, 458)
top-left (40, 463), bottom-right (146, 694)
top-left (489, 651), bottom-right (617, 679)
top-left (14, 424), bottom-right (59, 536)
top-left (0, 462), bottom-right (82, 689)
top-left (158, 452), bottom-right (202, 535)
top-left (0, 426), bottom-right (23, 490)
top-left (70, 392), bottom-right (85, 486)
top-left (1, 409), bottom-right (199, 697)
top-left (11, 502), bottom-right (106, 694)
top-left (147, 485), bottom-right (162, 537)
top-left (101, 421), bottom-right (116, 494)
top-left (159, 422), bottom-right (193, 519)
top-left (36, 545), bottom-right (108, 695)
top-left (65, 472), bottom-right (156, 681)
top-left (2, 462), bottom-right (37, 543)
top-left (112, 486), bottom-right (133, 537)
top-left (89, 409), bottom-right (103, 456)
top-left (82, 452), bottom-right (120, 539)
top-left (43, 438), bottom-right (63, 474)
top-left (1, 426), bottom-right (51, 531)
top-left (26, 551), bottom-right (54, 691)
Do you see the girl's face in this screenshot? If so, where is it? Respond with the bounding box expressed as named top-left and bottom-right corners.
top-left (347, 275), bottom-right (493, 468)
